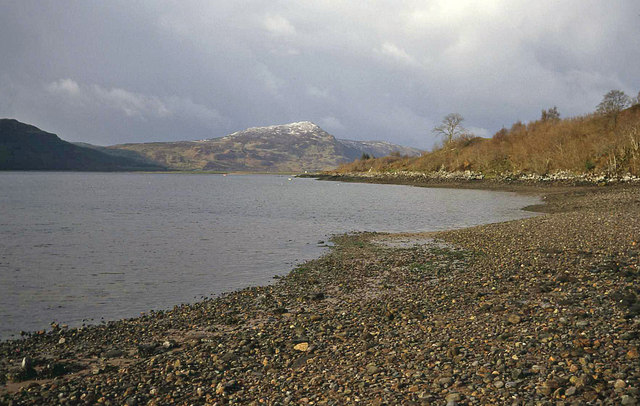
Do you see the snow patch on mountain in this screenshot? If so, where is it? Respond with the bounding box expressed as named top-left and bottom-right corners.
top-left (216, 121), bottom-right (326, 141)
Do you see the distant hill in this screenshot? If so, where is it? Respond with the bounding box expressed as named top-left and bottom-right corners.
top-left (0, 119), bottom-right (164, 171)
top-left (111, 121), bottom-right (422, 172)
top-left (337, 139), bottom-right (421, 160)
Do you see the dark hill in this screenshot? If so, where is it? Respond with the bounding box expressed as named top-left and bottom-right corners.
top-left (0, 119), bottom-right (164, 171)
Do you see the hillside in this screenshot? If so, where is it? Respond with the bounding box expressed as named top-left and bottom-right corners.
top-left (111, 122), bottom-right (421, 172)
top-left (337, 139), bottom-right (421, 160)
top-left (0, 119), bottom-right (164, 171)
top-left (336, 105), bottom-right (640, 177)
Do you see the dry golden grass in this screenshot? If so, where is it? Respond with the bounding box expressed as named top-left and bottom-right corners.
top-left (337, 105), bottom-right (640, 176)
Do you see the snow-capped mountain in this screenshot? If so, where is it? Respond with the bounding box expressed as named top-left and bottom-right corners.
top-left (111, 121), bottom-right (422, 172)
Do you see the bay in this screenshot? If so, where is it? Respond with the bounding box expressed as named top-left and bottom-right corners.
top-left (0, 173), bottom-right (539, 340)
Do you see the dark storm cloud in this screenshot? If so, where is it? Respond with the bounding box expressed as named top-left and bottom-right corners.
top-left (1, 1), bottom-right (638, 148)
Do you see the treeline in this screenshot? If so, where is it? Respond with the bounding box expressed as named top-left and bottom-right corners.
top-left (337, 90), bottom-right (640, 176)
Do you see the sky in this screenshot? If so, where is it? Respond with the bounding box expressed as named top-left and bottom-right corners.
top-left (1, 1), bottom-right (639, 149)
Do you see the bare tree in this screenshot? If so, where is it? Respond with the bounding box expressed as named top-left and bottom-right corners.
top-left (596, 90), bottom-right (631, 115)
top-left (541, 106), bottom-right (560, 121)
top-left (432, 113), bottom-right (467, 144)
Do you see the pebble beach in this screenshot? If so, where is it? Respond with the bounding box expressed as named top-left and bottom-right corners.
top-left (1, 180), bottom-right (639, 405)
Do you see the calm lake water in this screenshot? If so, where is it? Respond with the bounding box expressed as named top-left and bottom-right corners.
top-left (0, 173), bottom-right (540, 340)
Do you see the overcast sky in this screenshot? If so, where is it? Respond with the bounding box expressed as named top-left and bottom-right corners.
top-left (1, 1), bottom-right (638, 148)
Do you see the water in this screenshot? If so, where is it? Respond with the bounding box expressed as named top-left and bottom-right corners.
top-left (0, 173), bottom-right (540, 340)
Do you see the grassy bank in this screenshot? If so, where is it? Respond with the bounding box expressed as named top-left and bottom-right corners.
top-left (337, 105), bottom-right (640, 177)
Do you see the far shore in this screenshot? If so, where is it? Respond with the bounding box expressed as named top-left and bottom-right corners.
top-left (1, 178), bottom-right (639, 405)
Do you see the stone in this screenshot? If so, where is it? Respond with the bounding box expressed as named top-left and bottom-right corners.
top-left (292, 355), bottom-right (311, 369)
top-left (511, 368), bottom-right (522, 380)
top-left (446, 392), bottom-right (461, 404)
top-left (223, 380), bottom-right (239, 393)
top-left (536, 380), bottom-right (559, 396)
top-left (294, 342), bottom-right (309, 352)
top-left (21, 357), bottom-right (32, 370)
top-left (137, 343), bottom-right (158, 356)
top-left (367, 365), bottom-right (380, 375)
top-left (104, 349), bottom-right (124, 358)
top-left (221, 351), bottom-right (237, 362)
top-left (575, 374), bottom-right (594, 388)
top-left (622, 395), bottom-right (637, 406)
top-left (438, 377), bottom-right (453, 386)
top-left (507, 314), bottom-right (521, 324)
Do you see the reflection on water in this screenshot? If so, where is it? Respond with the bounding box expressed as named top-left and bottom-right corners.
top-left (0, 173), bottom-right (540, 339)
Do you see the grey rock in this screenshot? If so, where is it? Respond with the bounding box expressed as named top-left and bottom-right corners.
top-left (446, 392), bottom-right (461, 405)
top-left (221, 351), bottom-right (237, 363)
top-left (366, 365), bottom-right (380, 375)
top-left (511, 368), bottom-right (522, 379)
top-left (104, 349), bottom-right (124, 358)
top-left (438, 377), bottom-right (453, 386)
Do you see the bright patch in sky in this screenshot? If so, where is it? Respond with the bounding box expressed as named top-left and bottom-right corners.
top-left (0, 1), bottom-right (638, 147)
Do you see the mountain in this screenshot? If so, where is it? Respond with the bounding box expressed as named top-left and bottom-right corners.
top-left (111, 121), bottom-right (422, 172)
top-left (0, 119), bottom-right (164, 171)
top-left (0, 119), bottom-right (421, 172)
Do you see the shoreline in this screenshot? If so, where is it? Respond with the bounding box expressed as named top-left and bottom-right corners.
top-left (2, 180), bottom-right (639, 405)
top-left (309, 172), bottom-right (638, 214)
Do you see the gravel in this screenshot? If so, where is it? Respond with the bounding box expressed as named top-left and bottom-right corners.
top-left (1, 182), bottom-right (638, 405)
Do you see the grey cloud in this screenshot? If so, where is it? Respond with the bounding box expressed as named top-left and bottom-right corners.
top-left (0, 1), bottom-right (638, 148)
top-left (319, 116), bottom-right (345, 133)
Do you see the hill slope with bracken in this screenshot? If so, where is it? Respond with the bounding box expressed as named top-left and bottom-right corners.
top-left (111, 121), bottom-right (421, 172)
top-left (336, 105), bottom-right (640, 177)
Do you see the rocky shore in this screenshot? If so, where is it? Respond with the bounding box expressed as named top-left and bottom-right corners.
top-left (310, 170), bottom-right (640, 190)
top-left (1, 181), bottom-right (639, 405)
